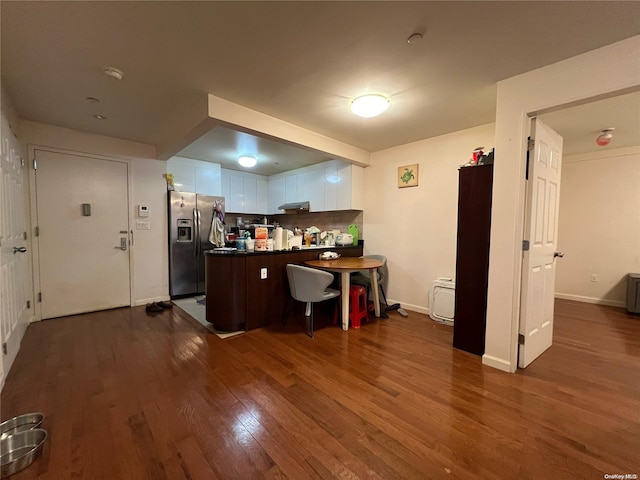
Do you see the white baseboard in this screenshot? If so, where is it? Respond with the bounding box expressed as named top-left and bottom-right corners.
top-left (385, 298), bottom-right (428, 315)
top-left (555, 293), bottom-right (625, 308)
top-left (482, 354), bottom-right (516, 373)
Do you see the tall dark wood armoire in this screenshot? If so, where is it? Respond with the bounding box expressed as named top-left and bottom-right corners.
top-left (453, 163), bottom-right (493, 355)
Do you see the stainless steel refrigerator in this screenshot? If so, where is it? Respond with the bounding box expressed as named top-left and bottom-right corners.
top-left (168, 191), bottom-right (226, 297)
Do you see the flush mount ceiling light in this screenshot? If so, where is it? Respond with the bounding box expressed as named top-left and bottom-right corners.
top-left (93, 114), bottom-right (107, 120)
top-left (103, 67), bottom-right (124, 81)
top-left (350, 94), bottom-right (390, 118)
top-left (596, 128), bottom-right (615, 146)
top-left (238, 155), bottom-right (257, 168)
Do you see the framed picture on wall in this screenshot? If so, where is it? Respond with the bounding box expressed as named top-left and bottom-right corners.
top-left (398, 164), bottom-right (419, 188)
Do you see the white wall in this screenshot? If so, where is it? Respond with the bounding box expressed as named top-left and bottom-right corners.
top-left (486, 35), bottom-right (640, 372)
top-left (364, 123), bottom-right (495, 313)
top-left (18, 120), bottom-right (169, 306)
top-left (555, 146), bottom-right (640, 307)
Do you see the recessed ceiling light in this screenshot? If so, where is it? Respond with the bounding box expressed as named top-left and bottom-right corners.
top-left (103, 67), bottom-right (124, 81)
top-left (93, 114), bottom-right (107, 120)
top-left (86, 96), bottom-right (100, 103)
top-left (238, 155), bottom-right (257, 168)
top-left (350, 94), bottom-right (390, 118)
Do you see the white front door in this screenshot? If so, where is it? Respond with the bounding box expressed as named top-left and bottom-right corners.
top-left (518, 118), bottom-right (564, 368)
top-left (0, 112), bottom-right (31, 388)
top-left (34, 149), bottom-right (131, 319)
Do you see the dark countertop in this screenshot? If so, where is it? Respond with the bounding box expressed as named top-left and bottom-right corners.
top-left (204, 243), bottom-right (363, 256)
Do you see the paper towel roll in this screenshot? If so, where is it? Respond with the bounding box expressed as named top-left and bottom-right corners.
top-left (274, 227), bottom-right (283, 250)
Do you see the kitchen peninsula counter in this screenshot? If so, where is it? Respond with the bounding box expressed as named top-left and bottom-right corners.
top-left (204, 244), bottom-right (363, 331)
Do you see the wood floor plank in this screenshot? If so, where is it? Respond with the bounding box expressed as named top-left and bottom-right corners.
top-left (2, 299), bottom-right (638, 479)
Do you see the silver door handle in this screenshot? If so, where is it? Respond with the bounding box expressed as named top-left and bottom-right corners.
top-left (554, 251), bottom-right (564, 258)
top-left (13, 246), bottom-right (27, 254)
top-left (115, 237), bottom-right (127, 251)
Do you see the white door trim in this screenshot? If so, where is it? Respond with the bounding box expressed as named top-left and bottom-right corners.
top-left (27, 144), bottom-right (135, 321)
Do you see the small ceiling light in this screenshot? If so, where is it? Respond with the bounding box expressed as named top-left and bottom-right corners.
top-left (238, 155), bottom-right (257, 168)
top-left (93, 114), bottom-right (107, 120)
top-left (596, 128), bottom-right (614, 147)
top-left (407, 33), bottom-right (423, 45)
top-left (350, 94), bottom-right (390, 118)
top-left (86, 96), bottom-right (100, 103)
top-left (103, 67), bottom-right (124, 81)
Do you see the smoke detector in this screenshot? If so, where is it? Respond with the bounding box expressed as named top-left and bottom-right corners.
top-left (103, 67), bottom-right (124, 81)
top-left (596, 128), bottom-right (614, 147)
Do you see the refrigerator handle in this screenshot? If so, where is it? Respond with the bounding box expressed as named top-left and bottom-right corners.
top-left (196, 208), bottom-right (202, 257)
top-left (193, 208), bottom-right (198, 258)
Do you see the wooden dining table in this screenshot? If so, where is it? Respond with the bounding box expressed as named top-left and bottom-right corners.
top-left (305, 257), bottom-right (384, 331)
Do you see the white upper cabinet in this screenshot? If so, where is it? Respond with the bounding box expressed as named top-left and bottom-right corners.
top-left (298, 170), bottom-right (324, 212)
top-left (285, 175), bottom-right (298, 203)
top-left (268, 160), bottom-right (363, 213)
top-left (167, 157), bottom-right (222, 196)
top-left (221, 169), bottom-right (269, 214)
top-left (176, 160), bottom-right (362, 215)
top-left (268, 177), bottom-right (285, 214)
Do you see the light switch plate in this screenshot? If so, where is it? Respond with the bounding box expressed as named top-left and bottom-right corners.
top-left (260, 268), bottom-right (268, 279)
top-left (136, 221), bottom-right (151, 230)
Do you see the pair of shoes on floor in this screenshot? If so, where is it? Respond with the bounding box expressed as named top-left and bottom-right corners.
top-left (145, 301), bottom-right (173, 313)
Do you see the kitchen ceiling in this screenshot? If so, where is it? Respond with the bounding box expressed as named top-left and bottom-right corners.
top-left (1, 1), bottom-right (639, 173)
top-left (176, 125), bottom-right (333, 176)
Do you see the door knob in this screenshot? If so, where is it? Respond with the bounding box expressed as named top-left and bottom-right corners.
top-left (554, 251), bottom-right (564, 258)
top-left (13, 246), bottom-right (27, 254)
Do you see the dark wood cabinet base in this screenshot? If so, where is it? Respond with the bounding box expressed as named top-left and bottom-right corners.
top-left (205, 246), bottom-right (363, 331)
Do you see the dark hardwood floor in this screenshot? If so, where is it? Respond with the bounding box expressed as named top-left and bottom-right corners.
top-left (2, 299), bottom-right (638, 479)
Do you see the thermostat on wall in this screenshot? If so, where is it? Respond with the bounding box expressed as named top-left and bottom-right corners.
top-left (138, 205), bottom-right (149, 217)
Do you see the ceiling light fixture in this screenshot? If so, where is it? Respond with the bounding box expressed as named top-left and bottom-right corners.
top-left (238, 155), bottom-right (257, 168)
top-left (86, 96), bottom-right (100, 103)
top-left (103, 67), bottom-right (124, 81)
top-left (350, 94), bottom-right (390, 118)
top-left (596, 128), bottom-right (614, 147)
top-left (93, 114), bottom-right (107, 120)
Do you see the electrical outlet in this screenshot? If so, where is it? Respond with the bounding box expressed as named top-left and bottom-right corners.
top-left (590, 274), bottom-right (598, 282)
top-left (260, 268), bottom-right (268, 280)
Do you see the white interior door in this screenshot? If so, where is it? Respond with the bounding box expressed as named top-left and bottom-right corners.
top-left (34, 149), bottom-right (131, 319)
top-left (0, 112), bottom-right (31, 388)
top-left (518, 118), bottom-right (564, 368)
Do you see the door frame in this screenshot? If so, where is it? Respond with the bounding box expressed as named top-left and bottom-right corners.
top-left (483, 37), bottom-right (640, 373)
top-left (27, 145), bottom-right (135, 321)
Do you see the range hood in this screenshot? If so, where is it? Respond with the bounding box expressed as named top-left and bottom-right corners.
top-left (278, 201), bottom-right (310, 212)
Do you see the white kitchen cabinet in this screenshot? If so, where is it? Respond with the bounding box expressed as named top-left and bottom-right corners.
top-left (323, 163), bottom-right (339, 211)
top-left (167, 161), bottom-right (196, 192)
top-left (336, 161), bottom-right (352, 210)
top-left (221, 168), bottom-right (269, 214)
top-left (268, 177), bottom-right (285, 214)
top-left (299, 170), bottom-right (324, 212)
top-left (243, 177), bottom-right (257, 214)
top-left (195, 164), bottom-right (222, 196)
top-left (167, 157), bottom-right (221, 195)
top-left (228, 175), bottom-right (244, 213)
top-left (257, 178), bottom-right (268, 213)
top-left (285, 175), bottom-right (298, 203)
top-left (266, 160), bottom-right (363, 213)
